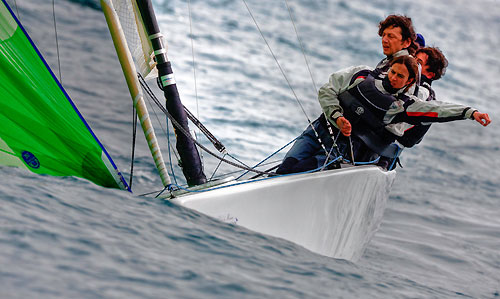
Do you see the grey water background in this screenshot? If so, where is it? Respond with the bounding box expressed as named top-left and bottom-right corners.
top-left (1, 0), bottom-right (499, 297)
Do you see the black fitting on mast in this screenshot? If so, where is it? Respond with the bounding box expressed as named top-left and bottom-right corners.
top-left (136, 0), bottom-right (207, 186)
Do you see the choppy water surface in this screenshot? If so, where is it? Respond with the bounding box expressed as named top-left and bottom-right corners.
top-left (1, 0), bottom-right (499, 298)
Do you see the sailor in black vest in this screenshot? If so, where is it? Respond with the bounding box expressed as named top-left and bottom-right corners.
top-left (395, 47), bottom-right (447, 147)
top-left (276, 56), bottom-right (491, 175)
top-left (376, 47), bottom-right (447, 169)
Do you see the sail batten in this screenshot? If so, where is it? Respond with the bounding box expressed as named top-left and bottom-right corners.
top-left (0, 0), bottom-right (128, 190)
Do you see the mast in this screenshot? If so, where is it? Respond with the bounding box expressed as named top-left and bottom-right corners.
top-left (101, 0), bottom-right (171, 188)
top-left (135, 0), bottom-right (207, 186)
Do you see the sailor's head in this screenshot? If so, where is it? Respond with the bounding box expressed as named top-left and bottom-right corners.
top-left (379, 15), bottom-right (417, 56)
top-left (416, 47), bottom-right (448, 81)
top-left (388, 55), bottom-right (418, 89)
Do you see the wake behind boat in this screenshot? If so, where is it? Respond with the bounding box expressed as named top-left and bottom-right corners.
top-left (0, 0), bottom-right (396, 261)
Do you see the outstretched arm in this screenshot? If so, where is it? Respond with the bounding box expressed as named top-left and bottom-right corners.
top-left (390, 99), bottom-right (492, 127)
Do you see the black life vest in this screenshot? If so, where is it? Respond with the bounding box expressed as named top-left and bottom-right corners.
top-left (338, 74), bottom-right (408, 158)
top-left (420, 81), bottom-right (435, 101)
top-left (395, 81), bottom-right (435, 147)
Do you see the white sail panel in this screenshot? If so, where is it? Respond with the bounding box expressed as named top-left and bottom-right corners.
top-left (0, 137), bottom-right (27, 169)
top-left (0, 3), bottom-right (17, 41)
top-left (111, 0), bottom-right (157, 79)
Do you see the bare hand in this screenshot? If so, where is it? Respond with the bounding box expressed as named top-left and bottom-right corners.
top-left (473, 111), bottom-right (491, 127)
top-left (336, 116), bottom-right (352, 136)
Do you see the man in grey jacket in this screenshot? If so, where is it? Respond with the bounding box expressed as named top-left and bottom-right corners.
top-left (376, 15), bottom-right (418, 72)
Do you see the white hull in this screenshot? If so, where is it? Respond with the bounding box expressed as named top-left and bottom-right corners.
top-left (170, 165), bottom-right (396, 261)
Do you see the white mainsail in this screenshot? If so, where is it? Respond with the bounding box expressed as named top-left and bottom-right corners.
top-left (109, 0), bottom-right (157, 80)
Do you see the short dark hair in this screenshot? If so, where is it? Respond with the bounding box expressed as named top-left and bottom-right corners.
top-left (378, 15), bottom-right (418, 55)
top-left (416, 47), bottom-right (448, 80)
top-left (390, 55), bottom-right (419, 83)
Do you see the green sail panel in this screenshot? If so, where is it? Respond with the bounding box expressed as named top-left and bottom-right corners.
top-left (0, 1), bottom-right (128, 190)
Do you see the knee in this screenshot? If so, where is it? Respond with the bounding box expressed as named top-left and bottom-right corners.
top-left (276, 156), bottom-right (318, 174)
top-left (276, 157), bottom-right (299, 174)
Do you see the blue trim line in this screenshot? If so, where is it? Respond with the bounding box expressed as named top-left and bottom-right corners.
top-left (170, 156), bottom-right (343, 194)
top-left (1, 0), bottom-right (130, 191)
top-left (343, 156), bottom-right (380, 165)
top-left (388, 147), bottom-right (402, 170)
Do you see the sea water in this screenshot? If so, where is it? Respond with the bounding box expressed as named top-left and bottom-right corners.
top-left (1, 0), bottom-right (499, 298)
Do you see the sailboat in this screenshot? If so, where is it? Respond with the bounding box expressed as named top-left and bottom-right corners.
top-left (0, 0), bottom-right (395, 262)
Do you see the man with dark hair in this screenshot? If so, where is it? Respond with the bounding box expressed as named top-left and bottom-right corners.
top-left (394, 47), bottom-right (448, 150)
top-left (377, 47), bottom-right (463, 169)
top-left (416, 46), bottom-right (448, 81)
top-left (376, 15), bottom-right (418, 72)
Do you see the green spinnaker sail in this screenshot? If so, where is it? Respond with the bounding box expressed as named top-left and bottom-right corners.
top-left (0, 1), bottom-right (128, 190)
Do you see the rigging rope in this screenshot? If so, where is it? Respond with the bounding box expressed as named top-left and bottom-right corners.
top-left (144, 78), bottom-right (182, 185)
top-left (166, 117), bottom-right (180, 186)
top-left (186, 0), bottom-right (200, 127)
top-left (129, 106), bottom-right (138, 189)
top-left (138, 74), bottom-right (275, 176)
top-left (155, 77), bottom-right (226, 153)
top-left (154, 186), bottom-right (170, 198)
top-left (167, 155), bottom-right (343, 195)
top-left (209, 152), bottom-right (226, 181)
top-left (319, 127), bottom-right (343, 171)
top-left (211, 159), bottom-right (283, 181)
top-left (284, 0), bottom-right (318, 93)
top-left (241, 0), bottom-right (311, 122)
top-left (241, 0), bottom-right (332, 158)
top-left (136, 1), bottom-right (349, 180)
top-left (186, 0), bottom-right (205, 166)
top-left (248, 164), bottom-right (280, 180)
top-left (137, 152), bottom-right (358, 198)
top-left (12, 0), bottom-right (20, 20)
top-left (134, 2), bottom-right (361, 182)
top-left (236, 135), bottom-right (298, 180)
top-left (52, 0), bottom-right (62, 83)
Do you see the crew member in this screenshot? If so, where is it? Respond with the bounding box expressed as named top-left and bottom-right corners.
top-left (276, 56), bottom-right (490, 174)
